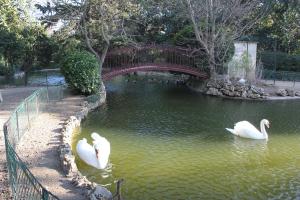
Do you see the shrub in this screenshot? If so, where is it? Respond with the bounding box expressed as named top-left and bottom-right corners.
top-left (61, 50), bottom-right (100, 95)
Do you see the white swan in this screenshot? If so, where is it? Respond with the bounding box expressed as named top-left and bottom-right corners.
top-left (238, 78), bottom-right (246, 84)
top-left (76, 132), bottom-right (110, 169)
top-left (226, 119), bottom-right (270, 140)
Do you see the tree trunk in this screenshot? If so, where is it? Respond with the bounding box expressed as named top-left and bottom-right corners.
top-left (209, 59), bottom-right (216, 79)
top-left (99, 43), bottom-right (109, 75)
top-left (23, 64), bottom-right (33, 86)
top-left (24, 71), bottom-right (29, 86)
top-left (97, 43), bottom-right (109, 104)
top-left (98, 80), bottom-right (106, 105)
top-left (208, 42), bottom-right (216, 79)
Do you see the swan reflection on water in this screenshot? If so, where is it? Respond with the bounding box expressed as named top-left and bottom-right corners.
top-left (231, 136), bottom-right (269, 164)
top-left (232, 137), bottom-right (268, 152)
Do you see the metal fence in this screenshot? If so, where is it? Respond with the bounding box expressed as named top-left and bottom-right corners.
top-left (3, 86), bottom-right (63, 200)
top-left (0, 69), bottom-right (65, 87)
top-left (262, 69), bottom-right (300, 84)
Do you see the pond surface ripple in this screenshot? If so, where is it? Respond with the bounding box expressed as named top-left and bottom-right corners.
top-left (72, 77), bottom-right (300, 200)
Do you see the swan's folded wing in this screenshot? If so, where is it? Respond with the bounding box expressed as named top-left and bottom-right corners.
top-left (234, 121), bottom-right (257, 131)
top-left (76, 140), bottom-right (98, 167)
top-left (234, 121), bottom-right (262, 138)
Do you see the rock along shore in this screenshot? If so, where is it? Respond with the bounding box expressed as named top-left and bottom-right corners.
top-left (187, 78), bottom-right (300, 100)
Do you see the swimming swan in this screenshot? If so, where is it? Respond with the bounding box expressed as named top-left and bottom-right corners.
top-left (226, 119), bottom-right (270, 140)
top-left (76, 132), bottom-right (110, 169)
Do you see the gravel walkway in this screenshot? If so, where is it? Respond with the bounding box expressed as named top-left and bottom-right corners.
top-left (15, 93), bottom-right (86, 199)
top-left (0, 87), bottom-right (87, 199)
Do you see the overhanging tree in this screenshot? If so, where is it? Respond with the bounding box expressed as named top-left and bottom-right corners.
top-left (39, 0), bottom-right (139, 96)
top-left (183, 0), bottom-right (269, 77)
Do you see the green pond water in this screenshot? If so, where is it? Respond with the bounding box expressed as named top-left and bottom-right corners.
top-left (72, 76), bottom-right (300, 200)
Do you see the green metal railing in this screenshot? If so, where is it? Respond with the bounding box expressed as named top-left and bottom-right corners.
top-left (3, 86), bottom-right (63, 200)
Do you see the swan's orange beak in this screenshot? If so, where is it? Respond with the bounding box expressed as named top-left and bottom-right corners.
top-left (266, 122), bottom-right (270, 128)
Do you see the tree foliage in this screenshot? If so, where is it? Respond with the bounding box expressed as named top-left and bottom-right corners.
top-left (134, 0), bottom-right (190, 44)
top-left (252, 0), bottom-right (300, 54)
top-left (39, 0), bottom-right (139, 71)
top-left (0, 0), bottom-right (56, 79)
top-left (1, 0), bottom-right (299, 83)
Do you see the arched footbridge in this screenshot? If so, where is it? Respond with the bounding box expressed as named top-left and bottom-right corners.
top-left (102, 45), bottom-right (209, 81)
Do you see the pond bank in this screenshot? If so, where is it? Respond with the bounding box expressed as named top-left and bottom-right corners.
top-left (187, 78), bottom-right (300, 101)
top-left (124, 72), bottom-right (300, 101)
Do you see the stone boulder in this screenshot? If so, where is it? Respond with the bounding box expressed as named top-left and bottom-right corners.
top-left (241, 91), bottom-right (247, 98)
top-left (286, 89), bottom-right (295, 97)
top-left (250, 85), bottom-right (264, 95)
top-left (202, 78), bottom-right (268, 99)
top-left (295, 91), bottom-right (300, 96)
top-left (206, 87), bottom-right (222, 96)
top-left (276, 89), bottom-right (288, 97)
top-left (89, 185), bottom-right (113, 200)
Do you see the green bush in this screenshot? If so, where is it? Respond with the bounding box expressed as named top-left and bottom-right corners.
top-left (61, 50), bottom-right (100, 95)
top-left (260, 51), bottom-right (300, 72)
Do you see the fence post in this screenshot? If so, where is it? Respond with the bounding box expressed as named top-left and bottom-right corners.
top-left (36, 93), bottom-right (39, 116)
top-left (3, 123), bottom-right (13, 194)
top-left (59, 85), bottom-right (63, 100)
top-left (15, 110), bottom-right (20, 141)
top-left (46, 71), bottom-right (49, 88)
top-left (4, 123), bottom-right (17, 199)
top-left (25, 100), bottom-right (30, 130)
top-left (42, 188), bottom-right (49, 200)
top-left (46, 87), bottom-right (49, 102)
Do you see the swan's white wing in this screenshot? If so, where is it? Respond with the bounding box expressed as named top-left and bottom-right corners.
top-left (76, 139), bottom-right (99, 168)
top-left (91, 133), bottom-right (111, 169)
top-left (234, 121), bottom-right (263, 139)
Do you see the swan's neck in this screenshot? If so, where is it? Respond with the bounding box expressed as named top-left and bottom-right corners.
top-left (260, 120), bottom-right (268, 140)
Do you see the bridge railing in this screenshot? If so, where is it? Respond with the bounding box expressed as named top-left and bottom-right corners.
top-left (103, 45), bottom-right (204, 70)
top-left (3, 86), bottom-right (63, 200)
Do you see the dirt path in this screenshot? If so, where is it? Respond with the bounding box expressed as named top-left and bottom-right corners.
top-left (0, 87), bottom-right (87, 199)
top-left (15, 92), bottom-right (87, 199)
top-left (0, 87), bottom-right (39, 199)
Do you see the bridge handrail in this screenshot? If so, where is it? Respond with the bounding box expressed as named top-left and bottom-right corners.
top-left (106, 44), bottom-right (197, 57)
